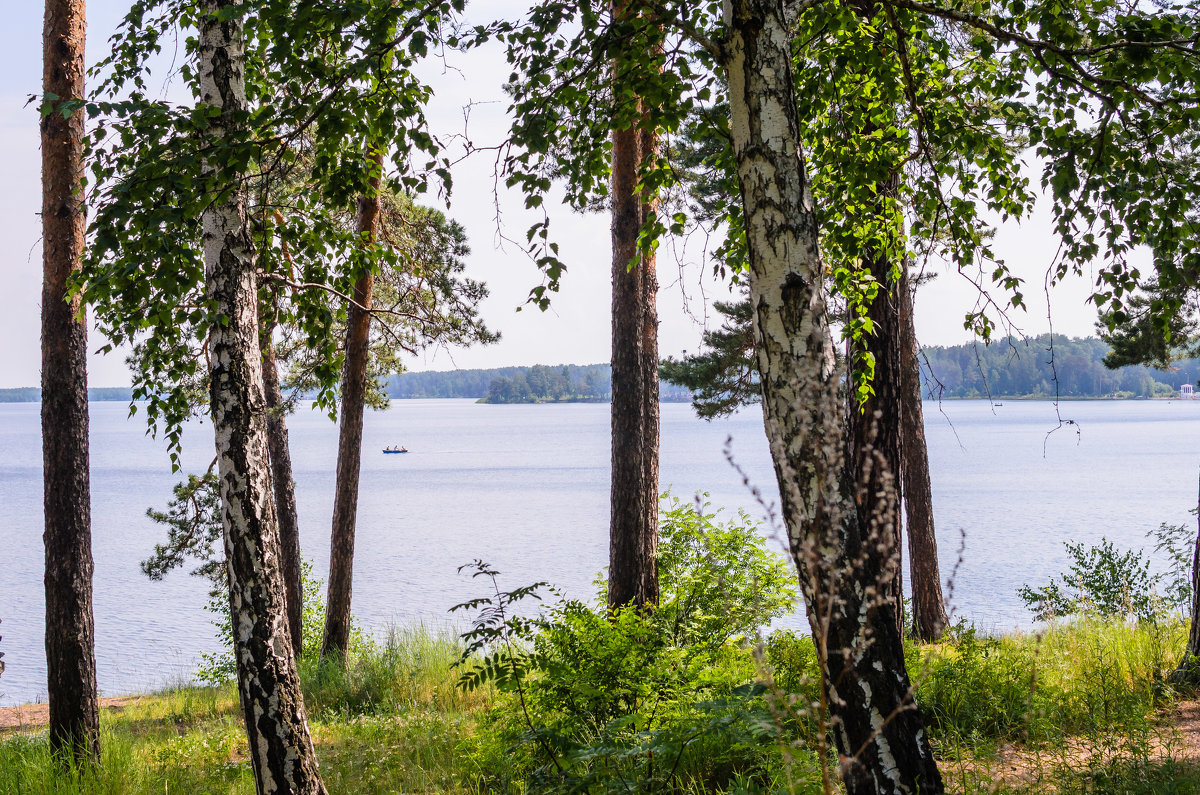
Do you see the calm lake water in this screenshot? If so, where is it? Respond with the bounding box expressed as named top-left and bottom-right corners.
top-left (0, 398), bottom-right (1197, 706)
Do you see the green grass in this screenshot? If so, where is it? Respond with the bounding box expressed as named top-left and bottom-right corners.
top-left (3, 620), bottom-right (1199, 793)
top-left (0, 626), bottom-right (488, 795)
top-left (917, 618), bottom-right (1200, 793)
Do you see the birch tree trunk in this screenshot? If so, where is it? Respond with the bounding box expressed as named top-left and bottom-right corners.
top-left (198, 4), bottom-right (325, 792)
top-left (322, 151), bottom-right (382, 659)
top-left (899, 262), bottom-right (949, 641)
top-left (261, 299), bottom-right (304, 658)
top-left (608, 4), bottom-right (660, 609)
top-left (722, 1), bottom-right (942, 791)
top-left (41, 0), bottom-right (100, 763)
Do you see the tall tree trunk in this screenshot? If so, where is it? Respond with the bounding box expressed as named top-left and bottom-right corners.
top-left (322, 151), bottom-right (382, 658)
top-left (722, 1), bottom-right (943, 792)
top-left (41, 0), bottom-right (99, 763)
top-left (1176, 466), bottom-right (1200, 684)
top-left (608, 6), bottom-right (660, 609)
top-left (261, 298), bottom-right (304, 659)
top-left (899, 262), bottom-right (948, 641)
top-left (846, 177), bottom-right (905, 639)
top-left (198, 5), bottom-right (326, 792)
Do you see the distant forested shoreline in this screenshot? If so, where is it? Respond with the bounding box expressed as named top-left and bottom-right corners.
top-left (0, 387), bottom-right (134, 403)
top-left (920, 335), bottom-right (1200, 399)
top-left (3, 337), bottom-right (1196, 405)
top-left (388, 363), bottom-right (693, 404)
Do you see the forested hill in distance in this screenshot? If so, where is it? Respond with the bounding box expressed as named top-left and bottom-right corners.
top-left (0, 387), bottom-right (134, 403)
top-left (920, 335), bottom-right (1200, 399)
top-left (389, 336), bottom-right (1200, 403)
top-left (387, 363), bottom-right (693, 403)
top-left (2, 337), bottom-right (1194, 403)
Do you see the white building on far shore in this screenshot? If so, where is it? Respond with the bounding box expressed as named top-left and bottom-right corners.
top-left (1183, 384), bottom-right (1196, 399)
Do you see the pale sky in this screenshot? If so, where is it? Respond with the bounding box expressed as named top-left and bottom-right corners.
top-left (0, 1), bottom-right (1108, 388)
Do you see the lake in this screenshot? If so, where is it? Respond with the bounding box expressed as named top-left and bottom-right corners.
top-left (1, 398), bottom-right (1197, 706)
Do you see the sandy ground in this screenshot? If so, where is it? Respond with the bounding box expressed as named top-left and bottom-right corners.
top-left (0, 696), bottom-right (144, 733)
top-left (948, 700), bottom-right (1200, 791)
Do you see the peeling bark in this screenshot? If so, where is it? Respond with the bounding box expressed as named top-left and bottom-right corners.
top-left (41, 0), bottom-right (100, 763)
top-left (608, 4), bottom-right (660, 609)
top-left (322, 150), bottom-right (382, 659)
top-left (722, 1), bottom-right (942, 792)
top-left (260, 298), bottom-right (303, 659)
top-left (899, 263), bottom-right (948, 642)
top-left (198, 4), bottom-right (325, 792)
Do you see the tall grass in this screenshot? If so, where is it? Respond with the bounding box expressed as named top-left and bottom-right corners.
top-left (1, 619), bottom-right (1195, 794)
top-left (914, 618), bottom-right (1185, 748)
top-left (300, 623), bottom-right (486, 718)
top-left (0, 625), bottom-right (483, 795)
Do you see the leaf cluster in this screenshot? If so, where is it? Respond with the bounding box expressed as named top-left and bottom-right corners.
top-left (1017, 535), bottom-right (1183, 622)
top-left (78, 0), bottom-right (470, 462)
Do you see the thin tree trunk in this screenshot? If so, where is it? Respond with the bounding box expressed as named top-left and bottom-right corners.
top-left (261, 298), bottom-right (304, 659)
top-left (608, 5), bottom-right (660, 609)
top-left (1176, 466), bottom-right (1200, 684)
top-left (722, 1), bottom-right (943, 792)
top-left (198, 5), bottom-right (325, 792)
top-left (322, 151), bottom-right (382, 658)
top-left (899, 262), bottom-right (949, 641)
top-left (41, 0), bottom-right (99, 763)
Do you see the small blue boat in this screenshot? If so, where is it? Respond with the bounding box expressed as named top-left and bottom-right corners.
top-left (383, 447), bottom-right (408, 454)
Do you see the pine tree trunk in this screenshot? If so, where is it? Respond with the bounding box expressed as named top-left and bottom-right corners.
top-left (260, 300), bottom-right (304, 659)
top-left (198, 5), bottom-right (325, 792)
top-left (899, 262), bottom-right (949, 641)
top-left (322, 152), bottom-right (382, 658)
top-left (608, 6), bottom-right (660, 609)
top-left (41, 0), bottom-right (99, 763)
top-left (722, 1), bottom-right (943, 791)
top-left (1177, 467), bottom-right (1200, 683)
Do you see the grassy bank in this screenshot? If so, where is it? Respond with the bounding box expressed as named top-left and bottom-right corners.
top-left (2, 620), bottom-right (1198, 793)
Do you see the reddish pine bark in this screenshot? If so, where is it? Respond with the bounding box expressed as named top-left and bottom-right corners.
top-left (322, 151), bottom-right (382, 658)
top-left (41, 0), bottom-right (100, 763)
top-left (899, 262), bottom-right (949, 641)
top-left (607, 7), bottom-right (660, 609)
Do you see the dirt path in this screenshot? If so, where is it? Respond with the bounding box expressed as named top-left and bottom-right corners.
top-left (1162, 699), bottom-right (1200, 759)
top-left (0, 696), bottom-right (145, 733)
top-left (956, 699), bottom-right (1200, 792)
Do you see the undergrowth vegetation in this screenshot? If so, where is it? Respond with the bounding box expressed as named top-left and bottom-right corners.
top-left (3, 502), bottom-right (1199, 793)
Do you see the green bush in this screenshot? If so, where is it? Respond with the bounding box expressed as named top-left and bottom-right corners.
top-left (913, 623), bottom-right (1061, 743)
top-left (455, 496), bottom-right (800, 793)
top-left (1017, 519), bottom-right (1195, 622)
top-left (1017, 538), bottom-right (1157, 621)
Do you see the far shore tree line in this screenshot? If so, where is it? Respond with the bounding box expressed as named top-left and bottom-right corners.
top-left (25, 1), bottom-right (1200, 794)
top-left (6, 335), bottom-right (1198, 405)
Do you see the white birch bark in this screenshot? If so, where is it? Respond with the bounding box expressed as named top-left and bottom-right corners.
top-left (198, 3), bottom-right (326, 792)
top-left (721, 1), bottom-right (943, 792)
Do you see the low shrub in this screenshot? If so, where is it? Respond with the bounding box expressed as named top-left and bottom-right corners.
top-left (455, 495), bottom-right (799, 793)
